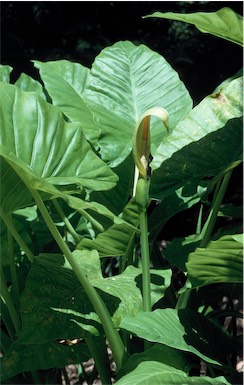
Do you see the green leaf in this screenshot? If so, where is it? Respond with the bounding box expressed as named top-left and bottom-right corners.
top-left (85, 41), bottom-right (192, 166)
top-left (0, 65), bottom-right (12, 82)
top-left (150, 76), bottom-right (243, 199)
top-left (0, 337), bottom-right (91, 381)
top-left (77, 198), bottom-right (140, 257)
top-left (116, 361), bottom-right (231, 385)
top-left (0, 82), bottom-right (117, 213)
top-left (21, 251), bottom-right (171, 344)
top-left (33, 59), bottom-right (100, 143)
top-left (145, 7), bottom-right (243, 46)
top-left (117, 344), bottom-right (192, 380)
top-left (15, 72), bottom-right (47, 99)
top-left (120, 308), bottom-right (238, 366)
top-left (186, 234), bottom-right (243, 288)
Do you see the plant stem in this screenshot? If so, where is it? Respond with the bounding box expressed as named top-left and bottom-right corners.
top-left (200, 170), bottom-right (232, 247)
top-left (7, 223), bottom-right (21, 308)
top-left (52, 199), bottom-right (81, 244)
top-left (0, 266), bottom-right (21, 335)
top-left (176, 171), bottom-right (233, 310)
top-left (85, 334), bottom-right (111, 385)
top-left (0, 207), bottom-right (34, 263)
top-left (0, 328), bottom-right (12, 353)
top-left (140, 209), bottom-right (151, 312)
top-left (30, 188), bottom-right (127, 370)
top-left (0, 298), bottom-right (16, 341)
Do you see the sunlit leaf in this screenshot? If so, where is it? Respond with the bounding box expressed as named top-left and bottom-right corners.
top-left (186, 234), bottom-right (243, 287)
top-left (145, 7), bottom-right (243, 46)
top-left (0, 82), bottom-right (117, 213)
top-left (0, 64), bottom-right (12, 82)
top-left (150, 76), bottom-right (243, 199)
top-left (120, 308), bottom-right (238, 366)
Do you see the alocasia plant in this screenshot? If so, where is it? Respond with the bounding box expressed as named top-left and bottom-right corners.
top-left (0, 7), bottom-right (242, 385)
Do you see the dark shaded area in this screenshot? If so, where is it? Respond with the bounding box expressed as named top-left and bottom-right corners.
top-left (1, 1), bottom-right (243, 103)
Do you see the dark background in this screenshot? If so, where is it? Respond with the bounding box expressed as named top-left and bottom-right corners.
top-left (1, 1), bottom-right (243, 103)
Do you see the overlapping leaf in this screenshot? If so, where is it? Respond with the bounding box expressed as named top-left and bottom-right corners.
top-left (0, 337), bottom-right (91, 381)
top-left (120, 308), bottom-right (239, 366)
top-left (33, 60), bottom-right (100, 143)
top-left (15, 72), bottom-right (47, 99)
top-left (116, 360), bottom-right (231, 385)
top-left (21, 250), bottom-right (171, 344)
top-left (150, 76), bottom-right (243, 199)
top-left (0, 82), bottom-right (117, 213)
top-left (186, 234), bottom-right (243, 288)
top-left (145, 7), bottom-right (243, 46)
top-left (35, 41), bottom-right (193, 167)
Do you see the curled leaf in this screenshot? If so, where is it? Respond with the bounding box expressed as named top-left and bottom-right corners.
top-left (133, 107), bottom-right (169, 179)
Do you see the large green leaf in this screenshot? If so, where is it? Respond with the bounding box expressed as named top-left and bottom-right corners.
top-left (117, 344), bottom-right (192, 380)
top-left (150, 76), bottom-right (243, 199)
top-left (33, 59), bottom-right (100, 143)
top-left (145, 7), bottom-right (243, 46)
top-left (15, 72), bottom-right (47, 99)
top-left (120, 308), bottom-right (239, 366)
top-left (85, 41), bottom-right (192, 166)
top-left (0, 82), bottom-right (117, 213)
top-left (21, 250), bottom-right (171, 344)
top-left (116, 361), bottom-right (231, 385)
top-left (0, 337), bottom-right (91, 381)
top-left (35, 42), bottom-right (192, 167)
top-left (186, 234), bottom-right (243, 288)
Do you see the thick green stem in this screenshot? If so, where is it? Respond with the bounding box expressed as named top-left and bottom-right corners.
top-left (85, 334), bottom-right (111, 385)
top-left (52, 199), bottom-right (81, 244)
top-left (140, 209), bottom-right (151, 312)
top-left (0, 207), bottom-right (34, 263)
top-left (30, 189), bottom-right (127, 370)
top-left (200, 170), bottom-right (233, 247)
top-left (0, 267), bottom-right (21, 335)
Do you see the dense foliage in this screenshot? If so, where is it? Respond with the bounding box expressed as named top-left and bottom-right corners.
top-left (0, 5), bottom-right (243, 385)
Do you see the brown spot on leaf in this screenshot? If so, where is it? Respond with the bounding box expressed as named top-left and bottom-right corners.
top-left (211, 92), bottom-right (228, 103)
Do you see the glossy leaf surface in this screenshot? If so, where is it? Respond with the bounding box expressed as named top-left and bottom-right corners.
top-left (145, 7), bottom-right (243, 46)
top-left (35, 42), bottom-right (192, 167)
top-left (33, 60), bottom-right (100, 143)
top-left (150, 76), bottom-right (243, 199)
top-left (120, 308), bottom-right (238, 366)
top-left (116, 361), bottom-right (231, 385)
top-left (0, 82), bottom-right (117, 213)
top-left (186, 234), bottom-right (243, 287)
top-left (15, 72), bottom-right (47, 99)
